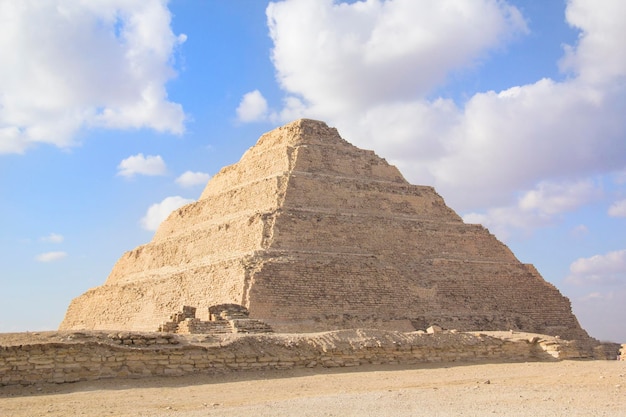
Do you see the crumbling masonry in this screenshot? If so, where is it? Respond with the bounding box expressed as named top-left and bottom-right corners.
top-left (158, 304), bottom-right (272, 335)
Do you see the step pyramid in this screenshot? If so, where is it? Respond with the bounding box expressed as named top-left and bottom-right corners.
top-left (60, 119), bottom-right (590, 340)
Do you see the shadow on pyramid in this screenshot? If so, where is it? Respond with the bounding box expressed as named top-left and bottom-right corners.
top-left (60, 119), bottom-right (590, 341)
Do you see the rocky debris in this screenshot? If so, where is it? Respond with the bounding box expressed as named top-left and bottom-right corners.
top-left (427, 325), bottom-right (443, 334)
top-left (158, 305), bottom-right (273, 335)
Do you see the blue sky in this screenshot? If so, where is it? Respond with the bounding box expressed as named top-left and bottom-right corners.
top-left (1, 0), bottom-right (625, 342)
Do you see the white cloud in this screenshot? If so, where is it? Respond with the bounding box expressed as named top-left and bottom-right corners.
top-left (566, 249), bottom-right (626, 286)
top-left (263, 0), bottom-right (626, 235)
top-left (608, 199), bottom-right (626, 217)
top-left (462, 180), bottom-right (600, 241)
top-left (463, 207), bottom-right (536, 242)
top-left (570, 224), bottom-right (589, 237)
top-left (0, 0), bottom-right (186, 154)
top-left (39, 233), bottom-right (64, 244)
top-left (236, 90), bottom-right (269, 122)
top-left (117, 153), bottom-right (167, 178)
top-left (518, 180), bottom-right (601, 215)
top-left (571, 288), bottom-right (626, 342)
top-left (35, 251), bottom-right (67, 262)
top-left (175, 171), bottom-right (211, 188)
top-left (560, 0), bottom-right (626, 85)
top-left (580, 292), bottom-right (604, 301)
top-left (140, 196), bottom-right (195, 231)
top-left (267, 0), bottom-right (527, 113)
top-left (430, 80), bottom-right (624, 210)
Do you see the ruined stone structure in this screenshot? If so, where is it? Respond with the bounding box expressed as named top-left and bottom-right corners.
top-left (157, 304), bottom-right (273, 335)
top-left (60, 119), bottom-right (590, 340)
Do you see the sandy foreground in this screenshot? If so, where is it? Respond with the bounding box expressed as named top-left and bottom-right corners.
top-left (1, 360), bottom-right (625, 416)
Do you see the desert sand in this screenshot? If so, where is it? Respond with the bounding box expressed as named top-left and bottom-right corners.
top-left (1, 360), bottom-right (625, 416)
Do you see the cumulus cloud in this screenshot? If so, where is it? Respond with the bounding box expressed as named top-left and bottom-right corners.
top-left (39, 233), bottom-right (64, 244)
top-left (140, 196), bottom-right (195, 231)
top-left (236, 90), bottom-right (269, 122)
top-left (262, 0), bottom-right (626, 236)
top-left (117, 153), bottom-right (167, 178)
top-left (560, 0), bottom-right (626, 84)
top-left (0, 0), bottom-right (186, 154)
top-left (519, 180), bottom-right (601, 215)
top-left (175, 171), bottom-right (211, 188)
top-left (35, 251), bottom-right (67, 262)
top-left (566, 249), bottom-right (626, 286)
top-left (267, 0), bottom-right (527, 114)
top-left (608, 199), bottom-right (626, 217)
top-left (463, 179), bottom-right (600, 241)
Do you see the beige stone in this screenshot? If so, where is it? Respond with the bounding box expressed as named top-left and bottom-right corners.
top-left (427, 325), bottom-right (443, 334)
top-left (60, 119), bottom-right (589, 341)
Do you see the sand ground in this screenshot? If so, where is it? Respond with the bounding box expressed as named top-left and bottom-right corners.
top-left (1, 360), bottom-right (625, 416)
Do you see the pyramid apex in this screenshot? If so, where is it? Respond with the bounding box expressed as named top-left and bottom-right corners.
top-left (256, 119), bottom-right (346, 148)
top-left (287, 118), bottom-right (328, 127)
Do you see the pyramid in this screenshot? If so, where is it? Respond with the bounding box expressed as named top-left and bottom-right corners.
top-left (60, 119), bottom-right (589, 340)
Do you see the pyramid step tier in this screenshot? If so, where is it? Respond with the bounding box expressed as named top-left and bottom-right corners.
top-left (59, 119), bottom-right (591, 343)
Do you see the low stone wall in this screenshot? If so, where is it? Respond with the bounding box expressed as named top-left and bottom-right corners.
top-left (0, 330), bottom-right (612, 387)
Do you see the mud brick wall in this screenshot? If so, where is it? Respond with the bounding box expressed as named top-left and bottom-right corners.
top-left (0, 330), bottom-right (596, 387)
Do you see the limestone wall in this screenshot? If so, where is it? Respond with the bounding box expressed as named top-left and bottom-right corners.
top-left (157, 176), bottom-right (287, 241)
top-left (290, 141), bottom-right (405, 183)
top-left (62, 259), bottom-right (252, 331)
top-left (0, 330), bottom-right (604, 387)
top-left (269, 209), bottom-right (513, 262)
top-left (59, 119), bottom-right (591, 341)
top-left (199, 145), bottom-right (293, 199)
top-left (282, 174), bottom-right (461, 220)
top-left (246, 249), bottom-right (586, 340)
top-left (106, 218), bottom-right (266, 286)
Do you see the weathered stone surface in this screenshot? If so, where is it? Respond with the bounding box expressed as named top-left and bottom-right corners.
top-left (427, 325), bottom-right (443, 334)
top-left (60, 119), bottom-right (589, 340)
top-left (0, 330), bottom-right (606, 387)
